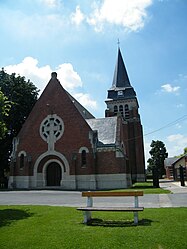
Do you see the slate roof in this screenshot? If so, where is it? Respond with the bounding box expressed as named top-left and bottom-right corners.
top-left (67, 91), bottom-right (95, 119)
top-left (171, 154), bottom-right (187, 165)
top-left (107, 48), bottom-right (136, 101)
top-left (164, 157), bottom-right (178, 167)
top-left (86, 116), bottom-right (117, 146)
top-left (112, 48), bottom-right (131, 88)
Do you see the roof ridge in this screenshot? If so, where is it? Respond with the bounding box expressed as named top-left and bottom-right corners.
top-left (86, 116), bottom-right (118, 121)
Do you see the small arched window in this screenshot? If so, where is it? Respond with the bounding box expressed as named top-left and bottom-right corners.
top-left (114, 105), bottom-right (118, 115)
top-left (125, 104), bottom-right (129, 118)
top-left (20, 154), bottom-right (24, 169)
top-left (81, 150), bottom-right (87, 167)
top-left (119, 105), bottom-right (123, 116)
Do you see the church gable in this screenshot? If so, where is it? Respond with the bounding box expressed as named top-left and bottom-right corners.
top-left (16, 72), bottom-right (94, 154)
top-left (10, 72), bottom-right (98, 188)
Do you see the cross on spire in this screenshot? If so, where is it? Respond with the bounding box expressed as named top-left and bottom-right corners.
top-left (117, 39), bottom-right (120, 48)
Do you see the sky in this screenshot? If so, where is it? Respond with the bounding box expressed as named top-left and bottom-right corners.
top-left (0, 0), bottom-right (187, 165)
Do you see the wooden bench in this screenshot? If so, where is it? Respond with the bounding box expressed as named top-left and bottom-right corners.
top-left (77, 191), bottom-right (144, 225)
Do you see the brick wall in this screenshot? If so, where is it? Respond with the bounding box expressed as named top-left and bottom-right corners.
top-left (13, 77), bottom-right (95, 176)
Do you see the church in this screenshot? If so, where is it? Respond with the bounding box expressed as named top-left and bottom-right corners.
top-left (9, 48), bottom-right (145, 190)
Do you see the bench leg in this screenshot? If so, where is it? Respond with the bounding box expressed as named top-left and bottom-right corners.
top-left (134, 196), bottom-right (139, 225)
top-left (83, 196), bottom-right (93, 224)
top-left (134, 212), bottom-right (138, 225)
top-left (83, 211), bottom-right (92, 224)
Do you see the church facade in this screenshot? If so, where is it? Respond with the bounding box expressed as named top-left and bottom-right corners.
top-left (9, 49), bottom-right (145, 190)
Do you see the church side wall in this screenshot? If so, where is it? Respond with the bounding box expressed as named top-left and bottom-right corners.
top-left (9, 173), bottom-right (132, 190)
top-left (96, 150), bottom-right (127, 174)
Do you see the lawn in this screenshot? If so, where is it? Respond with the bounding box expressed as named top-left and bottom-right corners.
top-left (110, 181), bottom-right (171, 194)
top-left (132, 181), bottom-right (171, 194)
top-left (0, 206), bottom-right (186, 249)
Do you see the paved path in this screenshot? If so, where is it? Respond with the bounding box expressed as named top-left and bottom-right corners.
top-left (160, 180), bottom-right (187, 194)
top-left (0, 180), bottom-right (187, 208)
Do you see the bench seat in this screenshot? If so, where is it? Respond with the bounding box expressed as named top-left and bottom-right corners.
top-left (77, 207), bottom-right (144, 212)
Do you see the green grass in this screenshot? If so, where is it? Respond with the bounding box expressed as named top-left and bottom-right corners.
top-left (132, 182), bottom-right (171, 194)
top-left (0, 206), bottom-right (186, 249)
top-left (110, 181), bottom-right (171, 194)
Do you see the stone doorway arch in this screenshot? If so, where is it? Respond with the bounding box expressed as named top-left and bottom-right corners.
top-left (46, 162), bottom-right (62, 186)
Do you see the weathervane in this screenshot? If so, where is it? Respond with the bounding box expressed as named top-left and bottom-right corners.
top-left (117, 38), bottom-right (120, 48)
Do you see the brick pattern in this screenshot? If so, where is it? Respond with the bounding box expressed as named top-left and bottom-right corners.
top-left (105, 102), bottom-right (145, 181)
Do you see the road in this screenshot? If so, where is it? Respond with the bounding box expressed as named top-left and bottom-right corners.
top-left (0, 180), bottom-right (187, 208)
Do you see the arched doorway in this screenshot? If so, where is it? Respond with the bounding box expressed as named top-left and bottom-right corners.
top-left (46, 162), bottom-right (62, 186)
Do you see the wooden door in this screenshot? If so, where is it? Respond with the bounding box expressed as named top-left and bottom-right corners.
top-left (47, 162), bottom-right (61, 186)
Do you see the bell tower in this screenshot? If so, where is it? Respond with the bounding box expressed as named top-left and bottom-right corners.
top-left (105, 48), bottom-right (139, 119)
top-left (105, 48), bottom-right (145, 182)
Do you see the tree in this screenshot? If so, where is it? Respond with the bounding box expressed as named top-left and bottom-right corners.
top-left (0, 69), bottom-right (39, 179)
top-left (0, 90), bottom-right (11, 139)
top-left (147, 140), bottom-right (168, 186)
top-left (176, 147), bottom-right (187, 158)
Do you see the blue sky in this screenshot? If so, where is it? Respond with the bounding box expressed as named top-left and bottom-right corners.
top-left (0, 0), bottom-right (187, 164)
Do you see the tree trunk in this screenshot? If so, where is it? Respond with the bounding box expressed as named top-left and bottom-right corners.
top-left (152, 167), bottom-right (160, 188)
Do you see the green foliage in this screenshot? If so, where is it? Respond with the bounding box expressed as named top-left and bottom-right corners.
top-left (0, 68), bottom-right (39, 174)
top-left (0, 206), bottom-right (187, 249)
top-left (184, 147), bottom-right (187, 154)
top-left (0, 90), bottom-right (11, 139)
top-left (175, 147), bottom-right (187, 158)
top-left (147, 140), bottom-right (168, 178)
top-left (0, 69), bottom-right (39, 136)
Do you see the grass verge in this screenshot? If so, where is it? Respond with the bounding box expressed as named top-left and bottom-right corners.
top-left (132, 181), bottom-right (171, 194)
top-left (110, 181), bottom-right (171, 194)
top-left (0, 205), bottom-right (186, 249)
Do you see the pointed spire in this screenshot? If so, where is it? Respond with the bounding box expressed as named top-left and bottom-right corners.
top-left (106, 48), bottom-right (136, 101)
top-left (112, 48), bottom-right (131, 88)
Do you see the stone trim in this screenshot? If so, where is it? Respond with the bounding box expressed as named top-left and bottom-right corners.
top-left (34, 151), bottom-right (70, 177)
top-left (97, 147), bottom-right (116, 152)
top-left (18, 150), bottom-right (27, 157)
top-left (43, 159), bottom-right (65, 186)
top-left (9, 173), bottom-right (132, 190)
top-left (78, 147), bottom-right (89, 153)
top-left (40, 114), bottom-right (64, 151)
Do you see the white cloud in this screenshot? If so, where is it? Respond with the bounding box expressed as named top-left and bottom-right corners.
top-left (166, 133), bottom-right (187, 157)
top-left (71, 6), bottom-right (85, 25)
top-left (39, 0), bottom-right (60, 8)
top-left (87, 0), bottom-right (153, 32)
top-left (145, 133), bottom-right (187, 164)
top-left (4, 57), bottom-right (97, 111)
top-left (167, 134), bottom-right (184, 142)
top-left (161, 83), bottom-right (180, 93)
top-left (1, 0), bottom-right (153, 39)
top-left (144, 140), bottom-right (151, 165)
top-left (73, 93), bottom-right (97, 110)
top-left (5, 57), bottom-right (51, 92)
top-left (4, 57), bottom-right (82, 92)
top-left (56, 63), bottom-right (82, 89)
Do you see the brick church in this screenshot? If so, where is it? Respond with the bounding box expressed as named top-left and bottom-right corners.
top-left (9, 48), bottom-right (145, 189)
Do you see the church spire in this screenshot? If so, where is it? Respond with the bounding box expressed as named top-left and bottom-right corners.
top-left (112, 48), bottom-right (131, 89)
top-left (107, 48), bottom-right (136, 101)
top-left (105, 47), bottom-right (140, 120)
